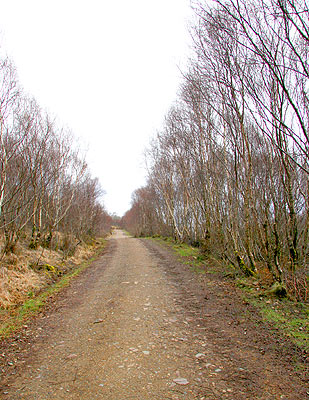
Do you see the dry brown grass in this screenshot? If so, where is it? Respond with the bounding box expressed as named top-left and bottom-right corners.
top-left (0, 266), bottom-right (43, 309)
top-left (0, 233), bottom-right (103, 309)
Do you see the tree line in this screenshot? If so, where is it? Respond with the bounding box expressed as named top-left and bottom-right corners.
top-left (122, 0), bottom-right (308, 300)
top-left (0, 55), bottom-right (111, 255)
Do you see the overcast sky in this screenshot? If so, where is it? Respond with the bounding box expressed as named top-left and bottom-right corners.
top-left (0, 0), bottom-right (193, 216)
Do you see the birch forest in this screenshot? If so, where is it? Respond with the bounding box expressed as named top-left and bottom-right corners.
top-left (0, 57), bottom-right (111, 255)
top-left (122, 0), bottom-right (309, 301)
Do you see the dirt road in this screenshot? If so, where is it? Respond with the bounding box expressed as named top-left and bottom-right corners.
top-left (0, 230), bottom-right (307, 399)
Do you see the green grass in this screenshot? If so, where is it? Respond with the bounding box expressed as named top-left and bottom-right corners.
top-left (190, 265), bottom-right (208, 274)
top-left (0, 239), bottom-right (107, 339)
top-left (237, 276), bottom-right (309, 351)
top-left (149, 235), bottom-right (309, 354)
top-left (174, 244), bottom-right (200, 258)
top-left (148, 236), bottom-right (207, 268)
top-left (149, 236), bottom-right (226, 277)
top-left (262, 303), bottom-right (308, 350)
top-left (242, 293), bottom-right (309, 352)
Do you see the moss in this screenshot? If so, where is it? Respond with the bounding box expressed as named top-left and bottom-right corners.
top-left (267, 282), bottom-right (287, 298)
top-left (235, 252), bottom-right (255, 277)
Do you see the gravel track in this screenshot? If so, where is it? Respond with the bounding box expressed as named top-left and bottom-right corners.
top-left (0, 230), bottom-right (307, 399)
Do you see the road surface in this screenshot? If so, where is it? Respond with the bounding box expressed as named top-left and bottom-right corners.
top-left (0, 230), bottom-right (306, 399)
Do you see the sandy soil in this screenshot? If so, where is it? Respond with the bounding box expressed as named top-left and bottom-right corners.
top-left (0, 230), bottom-right (307, 399)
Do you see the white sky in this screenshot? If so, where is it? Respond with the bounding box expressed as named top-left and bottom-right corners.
top-left (0, 0), bottom-right (193, 216)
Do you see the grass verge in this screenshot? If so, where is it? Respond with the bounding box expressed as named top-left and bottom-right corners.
top-left (0, 239), bottom-right (107, 340)
top-left (148, 235), bottom-right (309, 354)
top-left (148, 236), bottom-right (206, 267)
top-left (241, 291), bottom-right (309, 352)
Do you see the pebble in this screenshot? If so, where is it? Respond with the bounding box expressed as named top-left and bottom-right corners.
top-left (129, 347), bottom-right (138, 352)
top-left (93, 319), bottom-right (104, 324)
top-left (65, 354), bottom-right (78, 359)
top-left (173, 378), bottom-right (189, 385)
